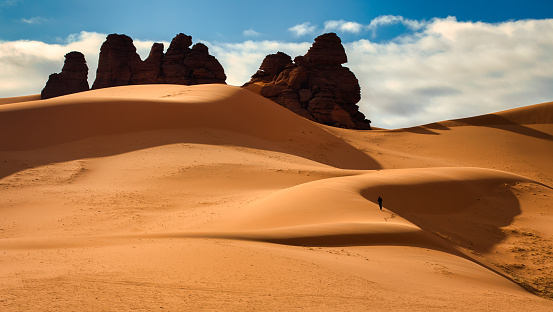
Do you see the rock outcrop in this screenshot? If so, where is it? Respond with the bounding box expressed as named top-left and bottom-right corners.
top-left (91, 34), bottom-right (141, 89)
top-left (244, 33), bottom-right (371, 130)
top-left (41, 51), bottom-right (89, 99)
top-left (92, 33), bottom-right (226, 89)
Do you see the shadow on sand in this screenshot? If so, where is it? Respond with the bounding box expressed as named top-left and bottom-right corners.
top-left (360, 179), bottom-right (521, 254)
top-left (391, 114), bottom-right (553, 141)
top-left (0, 99), bottom-right (380, 179)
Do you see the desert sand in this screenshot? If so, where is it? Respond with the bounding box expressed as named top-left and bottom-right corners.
top-left (1, 84), bottom-right (552, 311)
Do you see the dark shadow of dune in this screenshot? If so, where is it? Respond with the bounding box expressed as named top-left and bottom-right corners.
top-left (360, 179), bottom-right (521, 254)
top-left (393, 126), bottom-right (440, 135)
top-left (0, 221), bottom-right (519, 297)
top-left (450, 114), bottom-right (553, 141)
top-left (422, 122), bottom-right (452, 131)
top-left (0, 225), bottom-right (452, 253)
top-left (219, 230), bottom-right (458, 252)
top-left (0, 98), bottom-right (379, 179)
top-left (388, 112), bottom-right (553, 140)
top-left (387, 121), bottom-right (454, 135)
top-left (174, 223), bottom-right (452, 250)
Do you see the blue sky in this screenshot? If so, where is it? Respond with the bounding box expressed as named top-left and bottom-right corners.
top-left (1, 0), bottom-right (553, 128)
top-left (2, 0), bottom-right (552, 43)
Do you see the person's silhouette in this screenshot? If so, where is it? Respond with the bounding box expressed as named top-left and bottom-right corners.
top-left (377, 196), bottom-right (383, 210)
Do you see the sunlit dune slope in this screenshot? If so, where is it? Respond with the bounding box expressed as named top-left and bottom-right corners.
top-left (327, 100), bottom-right (553, 187)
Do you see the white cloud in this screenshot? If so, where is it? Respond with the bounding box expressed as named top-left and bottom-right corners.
top-left (134, 39), bottom-right (170, 60)
top-left (0, 33), bottom-right (95, 98)
top-left (243, 29), bottom-right (261, 37)
top-left (367, 15), bottom-right (426, 38)
top-left (20, 17), bottom-right (48, 24)
top-left (288, 22), bottom-right (317, 37)
top-left (2, 17), bottom-right (553, 129)
top-left (368, 15), bottom-right (417, 30)
top-left (324, 20), bottom-right (363, 34)
top-left (208, 40), bottom-right (311, 86)
top-left (347, 17), bottom-right (553, 128)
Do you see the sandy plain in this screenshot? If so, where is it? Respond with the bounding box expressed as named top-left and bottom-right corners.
top-left (0, 84), bottom-right (552, 311)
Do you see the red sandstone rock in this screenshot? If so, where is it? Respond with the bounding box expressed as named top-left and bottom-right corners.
top-left (251, 52), bottom-right (293, 82)
top-left (162, 33), bottom-right (193, 84)
top-left (304, 33), bottom-right (348, 68)
top-left (92, 33), bottom-right (226, 89)
top-left (244, 33), bottom-right (371, 130)
top-left (286, 67), bottom-right (309, 90)
top-left (131, 43), bottom-right (164, 84)
top-left (183, 43), bottom-right (227, 84)
top-left (92, 34), bottom-right (142, 89)
top-left (41, 51), bottom-right (89, 99)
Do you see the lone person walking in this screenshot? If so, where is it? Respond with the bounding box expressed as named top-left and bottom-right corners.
top-left (377, 196), bottom-right (383, 210)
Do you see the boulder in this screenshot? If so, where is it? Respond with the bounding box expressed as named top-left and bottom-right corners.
top-left (41, 51), bottom-right (89, 99)
top-left (243, 33), bottom-right (371, 130)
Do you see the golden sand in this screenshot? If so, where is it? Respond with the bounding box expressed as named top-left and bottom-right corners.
top-left (1, 85), bottom-right (552, 310)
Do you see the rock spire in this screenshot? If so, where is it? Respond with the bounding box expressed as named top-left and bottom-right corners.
top-left (41, 51), bottom-right (90, 99)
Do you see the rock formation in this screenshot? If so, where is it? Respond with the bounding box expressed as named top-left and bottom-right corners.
top-left (244, 33), bottom-right (371, 130)
top-left (92, 33), bottom-right (226, 89)
top-left (41, 51), bottom-right (89, 99)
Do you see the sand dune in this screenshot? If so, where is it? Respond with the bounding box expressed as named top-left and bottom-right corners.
top-left (448, 101), bottom-right (553, 126)
top-left (0, 85), bottom-right (375, 180)
top-left (1, 84), bottom-right (552, 310)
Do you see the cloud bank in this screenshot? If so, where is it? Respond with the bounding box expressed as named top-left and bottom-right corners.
top-left (347, 17), bottom-right (553, 127)
top-left (1, 16), bottom-right (553, 129)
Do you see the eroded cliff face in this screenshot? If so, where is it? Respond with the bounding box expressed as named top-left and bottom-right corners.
top-left (41, 51), bottom-right (90, 99)
top-left (91, 33), bottom-right (226, 90)
top-left (244, 33), bottom-right (371, 130)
